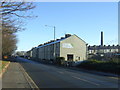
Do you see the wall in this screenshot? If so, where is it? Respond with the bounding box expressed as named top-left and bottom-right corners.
top-left (60, 35), bottom-right (87, 61)
top-left (37, 42), bottom-right (60, 60)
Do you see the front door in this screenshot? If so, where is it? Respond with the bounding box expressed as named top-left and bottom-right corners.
top-left (67, 54), bottom-right (73, 61)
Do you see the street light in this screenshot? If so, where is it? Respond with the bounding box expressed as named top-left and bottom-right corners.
top-left (45, 25), bottom-right (56, 60)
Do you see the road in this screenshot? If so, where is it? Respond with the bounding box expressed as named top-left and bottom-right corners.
top-left (15, 57), bottom-right (119, 88)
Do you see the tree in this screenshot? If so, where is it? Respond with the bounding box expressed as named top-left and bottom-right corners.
top-left (1, 1), bottom-right (36, 32)
top-left (0, 0), bottom-right (36, 57)
top-left (2, 29), bottom-right (17, 56)
top-left (1, 1), bottom-right (35, 17)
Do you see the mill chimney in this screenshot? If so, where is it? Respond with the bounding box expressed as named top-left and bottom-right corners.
top-left (101, 31), bottom-right (103, 46)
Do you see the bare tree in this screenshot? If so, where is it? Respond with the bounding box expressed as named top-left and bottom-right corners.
top-left (0, 1), bottom-right (36, 57)
top-left (2, 30), bottom-right (17, 56)
top-left (1, 1), bottom-right (35, 18)
top-left (1, 0), bottom-right (36, 31)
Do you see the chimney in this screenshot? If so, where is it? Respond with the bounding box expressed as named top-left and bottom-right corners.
top-left (65, 34), bottom-right (71, 38)
top-left (56, 39), bottom-right (59, 41)
top-left (61, 37), bottom-right (65, 39)
top-left (101, 31), bottom-right (103, 46)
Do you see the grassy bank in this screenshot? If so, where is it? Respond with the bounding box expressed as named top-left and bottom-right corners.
top-left (0, 60), bottom-right (10, 73)
top-left (77, 59), bottom-right (120, 75)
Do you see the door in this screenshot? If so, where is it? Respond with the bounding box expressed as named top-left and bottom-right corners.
top-left (67, 54), bottom-right (74, 61)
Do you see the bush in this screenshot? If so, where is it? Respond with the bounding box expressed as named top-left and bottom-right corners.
top-left (77, 59), bottom-right (120, 74)
top-left (55, 57), bottom-right (65, 65)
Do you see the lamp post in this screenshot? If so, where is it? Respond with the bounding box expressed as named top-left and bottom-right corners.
top-left (45, 25), bottom-right (56, 60)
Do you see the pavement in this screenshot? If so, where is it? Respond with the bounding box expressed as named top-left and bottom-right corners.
top-left (2, 62), bottom-right (39, 89)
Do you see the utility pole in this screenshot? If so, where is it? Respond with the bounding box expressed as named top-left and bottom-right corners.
top-left (53, 26), bottom-right (56, 59)
top-left (45, 25), bottom-right (56, 60)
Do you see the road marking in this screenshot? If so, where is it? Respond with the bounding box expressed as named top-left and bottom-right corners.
top-left (19, 64), bottom-right (39, 89)
top-left (108, 77), bottom-right (119, 80)
top-left (71, 76), bottom-right (100, 86)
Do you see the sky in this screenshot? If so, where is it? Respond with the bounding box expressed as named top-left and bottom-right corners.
top-left (16, 2), bottom-right (118, 51)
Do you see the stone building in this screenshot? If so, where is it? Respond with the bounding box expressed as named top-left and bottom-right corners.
top-left (27, 34), bottom-right (87, 64)
top-left (88, 31), bottom-right (120, 59)
top-left (88, 45), bottom-right (119, 58)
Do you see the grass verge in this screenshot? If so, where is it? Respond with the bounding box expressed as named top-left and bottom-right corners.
top-left (0, 60), bottom-right (10, 73)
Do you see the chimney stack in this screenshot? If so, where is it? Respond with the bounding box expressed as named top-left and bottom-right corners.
top-left (101, 31), bottom-right (103, 46)
top-left (65, 34), bottom-right (71, 38)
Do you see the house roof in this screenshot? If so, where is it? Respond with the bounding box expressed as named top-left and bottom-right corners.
top-left (88, 45), bottom-right (119, 50)
top-left (37, 38), bottom-right (66, 48)
top-left (36, 34), bottom-right (86, 48)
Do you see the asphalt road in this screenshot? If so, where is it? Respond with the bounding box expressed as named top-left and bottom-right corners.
top-left (15, 57), bottom-right (119, 88)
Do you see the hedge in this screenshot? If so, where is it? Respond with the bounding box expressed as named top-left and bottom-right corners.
top-left (77, 59), bottom-right (120, 74)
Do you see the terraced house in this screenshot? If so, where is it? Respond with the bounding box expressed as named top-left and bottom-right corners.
top-left (27, 34), bottom-right (87, 64)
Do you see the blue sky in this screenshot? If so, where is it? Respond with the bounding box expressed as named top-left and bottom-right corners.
top-left (16, 2), bottom-right (118, 51)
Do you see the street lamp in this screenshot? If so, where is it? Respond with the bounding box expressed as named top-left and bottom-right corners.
top-left (45, 25), bottom-right (56, 60)
top-left (45, 25), bottom-right (55, 40)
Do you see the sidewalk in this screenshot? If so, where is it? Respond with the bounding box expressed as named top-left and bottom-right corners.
top-left (2, 62), bottom-right (38, 89)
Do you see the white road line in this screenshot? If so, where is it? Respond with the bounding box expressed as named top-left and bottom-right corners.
top-left (71, 76), bottom-right (100, 86)
top-left (108, 77), bottom-right (119, 80)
